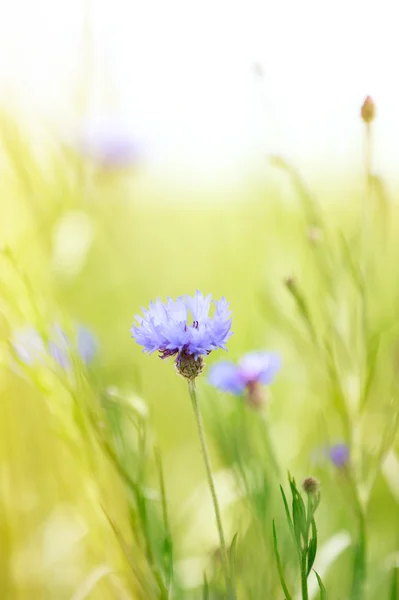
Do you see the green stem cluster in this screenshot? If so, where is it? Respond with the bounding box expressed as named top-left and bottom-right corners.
top-left (273, 475), bottom-right (326, 600)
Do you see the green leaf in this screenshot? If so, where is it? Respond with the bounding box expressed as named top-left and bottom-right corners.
top-left (307, 519), bottom-right (318, 575)
top-left (289, 477), bottom-right (307, 547)
top-left (229, 532), bottom-right (238, 588)
top-left (280, 485), bottom-right (296, 546)
top-left (202, 573), bottom-right (210, 600)
top-left (272, 521), bottom-right (293, 600)
top-left (102, 506), bottom-right (140, 578)
top-left (314, 570), bottom-right (328, 599)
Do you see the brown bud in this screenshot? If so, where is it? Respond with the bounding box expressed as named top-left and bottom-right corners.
top-left (302, 476), bottom-right (320, 495)
top-left (361, 96), bottom-right (375, 124)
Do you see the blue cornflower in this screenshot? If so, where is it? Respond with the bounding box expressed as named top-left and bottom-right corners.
top-left (328, 443), bottom-right (349, 468)
top-left (131, 291), bottom-right (232, 379)
top-left (208, 351), bottom-right (281, 406)
top-left (12, 324), bottom-right (97, 369)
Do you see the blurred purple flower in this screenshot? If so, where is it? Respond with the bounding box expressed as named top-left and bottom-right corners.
top-left (208, 351), bottom-right (281, 396)
top-left (12, 324), bottom-right (97, 369)
top-left (328, 443), bottom-right (350, 468)
top-left (77, 116), bottom-right (140, 168)
top-left (77, 326), bottom-right (98, 364)
top-left (131, 291), bottom-right (232, 375)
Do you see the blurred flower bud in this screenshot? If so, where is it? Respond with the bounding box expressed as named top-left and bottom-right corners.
top-left (302, 476), bottom-right (320, 495)
top-left (284, 275), bottom-right (296, 290)
top-left (361, 96), bottom-right (376, 124)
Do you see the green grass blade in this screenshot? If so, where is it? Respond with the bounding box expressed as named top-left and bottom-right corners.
top-left (314, 571), bottom-right (328, 599)
top-left (272, 521), bottom-right (293, 600)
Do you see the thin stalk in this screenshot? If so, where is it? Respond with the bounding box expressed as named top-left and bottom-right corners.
top-left (155, 448), bottom-right (171, 540)
top-left (346, 471), bottom-right (367, 600)
top-left (300, 550), bottom-right (309, 600)
top-left (188, 380), bottom-right (232, 597)
top-left (361, 121), bottom-right (372, 369)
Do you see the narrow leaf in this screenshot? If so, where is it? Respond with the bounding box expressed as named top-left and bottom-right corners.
top-left (272, 521), bottom-right (293, 600)
top-left (289, 479), bottom-right (307, 546)
top-left (307, 519), bottom-right (318, 575)
top-left (280, 485), bottom-right (296, 546)
top-left (102, 507), bottom-right (140, 577)
top-left (202, 573), bottom-right (210, 600)
top-left (314, 570), bottom-right (328, 599)
top-left (229, 533), bottom-right (238, 588)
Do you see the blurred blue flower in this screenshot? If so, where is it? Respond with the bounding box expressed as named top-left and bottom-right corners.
top-left (131, 291), bottom-right (232, 367)
top-left (77, 117), bottom-right (140, 168)
top-left (208, 351), bottom-right (281, 395)
top-left (328, 443), bottom-right (349, 468)
top-left (12, 324), bottom-right (97, 369)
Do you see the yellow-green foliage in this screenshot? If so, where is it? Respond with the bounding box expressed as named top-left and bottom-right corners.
top-left (0, 110), bottom-right (398, 599)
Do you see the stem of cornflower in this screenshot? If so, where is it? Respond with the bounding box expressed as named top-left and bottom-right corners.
top-left (188, 380), bottom-right (233, 597)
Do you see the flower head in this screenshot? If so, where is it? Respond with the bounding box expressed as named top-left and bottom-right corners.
top-left (208, 350), bottom-right (281, 406)
top-left (12, 324), bottom-right (97, 369)
top-left (131, 291), bottom-right (232, 379)
top-left (328, 443), bottom-right (349, 468)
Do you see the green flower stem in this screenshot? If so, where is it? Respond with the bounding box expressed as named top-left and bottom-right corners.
top-left (188, 380), bottom-right (232, 596)
top-left (300, 550), bottom-right (309, 600)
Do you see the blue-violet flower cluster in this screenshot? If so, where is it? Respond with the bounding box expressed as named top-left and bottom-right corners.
top-left (208, 351), bottom-right (281, 406)
top-left (131, 291), bottom-right (232, 379)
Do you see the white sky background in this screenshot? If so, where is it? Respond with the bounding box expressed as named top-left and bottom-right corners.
top-left (0, 0), bottom-right (398, 194)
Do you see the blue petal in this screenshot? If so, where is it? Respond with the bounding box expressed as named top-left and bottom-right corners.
top-left (238, 351), bottom-right (281, 385)
top-left (77, 326), bottom-right (97, 364)
top-left (329, 443), bottom-right (349, 468)
top-left (208, 361), bottom-right (245, 394)
top-left (186, 290), bottom-right (212, 322)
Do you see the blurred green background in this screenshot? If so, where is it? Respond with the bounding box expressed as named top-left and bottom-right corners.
top-left (1, 99), bottom-right (399, 600)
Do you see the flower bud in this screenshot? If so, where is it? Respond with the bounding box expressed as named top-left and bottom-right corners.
top-left (284, 275), bottom-right (296, 290)
top-left (361, 96), bottom-right (375, 124)
top-left (302, 476), bottom-right (320, 495)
